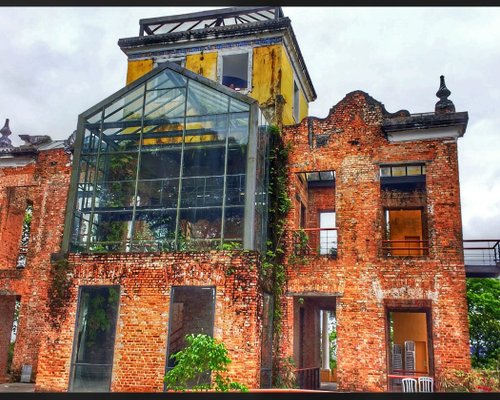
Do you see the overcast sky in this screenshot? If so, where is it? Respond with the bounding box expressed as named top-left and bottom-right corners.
top-left (0, 6), bottom-right (498, 240)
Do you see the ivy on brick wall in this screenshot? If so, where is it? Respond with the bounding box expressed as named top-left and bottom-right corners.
top-left (47, 256), bottom-right (74, 329)
top-left (261, 125), bottom-right (294, 387)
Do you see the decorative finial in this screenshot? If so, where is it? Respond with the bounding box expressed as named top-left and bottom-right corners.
top-left (0, 119), bottom-right (13, 148)
top-left (435, 75), bottom-right (455, 114)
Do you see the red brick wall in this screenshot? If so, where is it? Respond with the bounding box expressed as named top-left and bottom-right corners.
top-left (0, 295), bottom-right (16, 381)
top-left (0, 148), bottom-right (72, 381)
top-left (281, 91), bottom-right (470, 391)
top-left (35, 251), bottom-right (263, 392)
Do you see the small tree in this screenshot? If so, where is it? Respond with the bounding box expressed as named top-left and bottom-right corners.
top-left (164, 333), bottom-right (248, 392)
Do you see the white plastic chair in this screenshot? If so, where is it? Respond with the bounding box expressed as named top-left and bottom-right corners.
top-left (418, 376), bottom-right (434, 392)
top-left (402, 378), bottom-right (417, 392)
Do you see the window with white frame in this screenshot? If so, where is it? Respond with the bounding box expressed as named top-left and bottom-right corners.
top-left (220, 52), bottom-right (250, 91)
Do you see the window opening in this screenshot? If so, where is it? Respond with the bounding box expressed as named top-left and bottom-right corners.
top-left (221, 53), bottom-right (249, 91)
top-left (383, 209), bottom-right (426, 257)
top-left (70, 286), bottom-right (120, 392)
top-left (387, 309), bottom-right (433, 392)
top-left (166, 286), bottom-right (216, 389)
top-left (16, 201), bottom-right (33, 269)
top-left (319, 211), bottom-right (337, 257)
top-left (293, 81), bottom-right (300, 122)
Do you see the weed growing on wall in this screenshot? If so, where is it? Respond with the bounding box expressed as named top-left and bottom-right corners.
top-left (261, 125), bottom-right (294, 387)
top-left (47, 256), bottom-right (74, 329)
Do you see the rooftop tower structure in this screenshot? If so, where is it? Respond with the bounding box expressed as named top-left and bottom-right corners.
top-left (118, 6), bottom-right (317, 127)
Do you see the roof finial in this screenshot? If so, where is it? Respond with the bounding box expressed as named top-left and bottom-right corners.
top-left (0, 119), bottom-right (13, 148)
top-left (435, 75), bottom-right (455, 114)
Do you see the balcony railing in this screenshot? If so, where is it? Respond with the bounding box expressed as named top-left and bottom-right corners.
top-left (292, 228), bottom-right (338, 258)
top-left (464, 239), bottom-right (500, 277)
top-left (295, 367), bottom-right (320, 390)
top-left (382, 239), bottom-right (429, 257)
top-left (463, 239), bottom-right (500, 265)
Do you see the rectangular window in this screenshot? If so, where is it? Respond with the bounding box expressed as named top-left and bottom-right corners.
top-left (221, 53), bottom-right (249, 91)
top-left (384, 209), bottom-right (426, 256)
top-left (387, 307), bottom-right (434, 391)
top-left (70, 286), bottom-right (120, 392)
top-left (16, 201), bottom-right (33, 269)
top-left (293, 81), bottom-right (300, 122)
top-left (166, 286), bottom-right (216, 388)
top-left (319, 211), bottom-right (337, 256)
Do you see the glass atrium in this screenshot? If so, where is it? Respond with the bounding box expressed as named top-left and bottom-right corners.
top-left (66, 62), bottom-right (269, 253)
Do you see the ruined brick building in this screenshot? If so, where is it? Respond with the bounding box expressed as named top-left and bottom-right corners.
top-left (0, 6), bottom-right (498, 393)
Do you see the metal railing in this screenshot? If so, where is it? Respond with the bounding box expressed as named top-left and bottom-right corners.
top-left (463, 240), bottom-right (500, 266)
top-left (382, 239), bottom-right (429, 257)
top-left (292, 228), bottom-right (338, 258)
top-left (295, 367), bottom-right (320, 390)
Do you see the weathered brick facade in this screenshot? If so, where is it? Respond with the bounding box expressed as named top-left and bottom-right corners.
top-left (281, 90), bottom-right (471, 391)
top-left (35, 251), bottom-right (262, 391)
top-left (0, 144), bottom-right (71, 382)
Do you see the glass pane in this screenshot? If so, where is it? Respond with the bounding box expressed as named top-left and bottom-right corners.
top-left (101, 125), bottom-right (141, 153)
top-left (137, 149), bottom-right (182, 210)
top-left (307, 172), bottom-right (320, 181)
top-left (186, 80), bottom-right (229, 116)
top-left (132, 210), bottom-right (177, 252)
top-left (380, 166), bottom-right (391, 177)
top-left (319, 212), bottom-right (337, 255)
top-left (222, 53), bottom-right (248, 90)
top-left (223, 206), bottom-right (244, 244)
top-left (319, 171), bottom-right (334, 181)
top-left (71, 364), bottom-right (113, 392)
top-left (71, 286), bottom-right (119, 392)
top-left (104, 86), bottom-right (144, 124)
top-left (142, 117), bottom-right (184, 150)
top-left (144, 88), bottom-right (186, 120)
top-left (178, 208), bottom-right (222, 250)
top-left (98, 153), bottom-right (138, 182)
top-left (89, 212), bottom-right (133, 252)
top-left (392, 166), bottom-right (406, 177)
top-left (146, 68), bottom-right (187, 90)
top-left (82, 129), bottom-right (101, 153)
top-left (407, 165), bottom-right (424, 176)
top-left (229, 97), bottom-right (250, 113)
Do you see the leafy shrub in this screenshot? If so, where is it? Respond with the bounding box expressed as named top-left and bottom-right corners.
top-left (164, 333), bottom-right (248, 392)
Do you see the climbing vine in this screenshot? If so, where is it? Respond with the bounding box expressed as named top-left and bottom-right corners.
top-left (261, 125), bottom-right (294, 387)
top-left (47, 255), bottom-right (75, 329)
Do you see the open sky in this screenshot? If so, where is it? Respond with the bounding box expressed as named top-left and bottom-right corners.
top-left (0, 6), bottom-right (498, 240)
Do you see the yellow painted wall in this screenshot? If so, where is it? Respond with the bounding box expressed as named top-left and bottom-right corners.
top-left (393, 312), bottom-right (429, 373)
top-left (251, 45), bottom-right (282, 106)
top-left (124, 44), bottom-right (310, 126)
top-left (185, 52), bottom-right (218, 81)
top-left (299, 89), bottom-right (308, 122)
top-left (126, 59), bottom-right (154, 85)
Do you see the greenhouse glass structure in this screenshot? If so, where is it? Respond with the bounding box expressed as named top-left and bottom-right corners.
top-left (63, 62), bottom-right (269, 253)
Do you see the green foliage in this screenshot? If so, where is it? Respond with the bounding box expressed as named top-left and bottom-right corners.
top-left (164, 334), bottom-right (248, 392)
top-left (48, 257), bottom-right (75, 329)
top-left (438, 368), bottom-right (500, 392)
top-left (82, 287), bottom-right (119, 346)
top-left (467, 278), bottom-right (500, 369)
top-left (273, 356), bottom-right (297, 389)
top-left (217, 242), bottom-right (243, 251)
top-left (262, 125), bottom-right (295, 386)
top-left (329, 328), bottom-right (337, 370)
